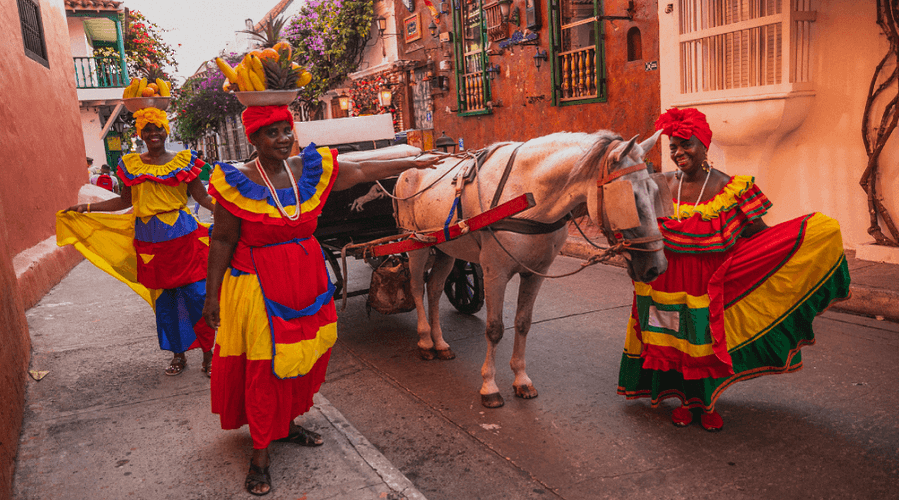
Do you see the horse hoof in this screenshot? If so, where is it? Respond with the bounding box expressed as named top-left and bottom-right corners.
top-left (418, 347), bottom-right (437, 361)
top-left (434, 348), bottom-right (456, 360)
top-left (514, 384), bottom-right (538, 400)
top-left (481, 393), bottom-right (505, 408)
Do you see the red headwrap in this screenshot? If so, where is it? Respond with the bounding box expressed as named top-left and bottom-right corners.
top-left (241, 105), bottom-right (294, 139)
top-left (654, 107), bottom-right (712, 149)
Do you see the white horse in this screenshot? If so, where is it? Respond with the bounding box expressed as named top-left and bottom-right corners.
top-left (394, 130), bottom-right (667, 408)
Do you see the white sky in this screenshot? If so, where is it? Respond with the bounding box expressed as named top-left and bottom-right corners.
top-left (122, 1), bottom-right (283, 82)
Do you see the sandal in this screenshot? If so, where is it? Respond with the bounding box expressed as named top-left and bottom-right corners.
top-left (700, 410), bottom-right (724, 432)
top-left (276, 425), bottom-right (324, 447)
top-left (245, 461), bottom-right (271, 496)
top-left (672, 406), bottom-right (693, 427)
top-left (164, 356), bottom-right (186, 376)
top-left (201, 360), bottom-right (212, 378)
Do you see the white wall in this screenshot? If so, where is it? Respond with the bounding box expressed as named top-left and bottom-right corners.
top-left (80, 107), bottom-right (107, 170)
top-left (66, 17), bottom-right (90, 57)
top-left (658, 0), bottom-right (898, 249)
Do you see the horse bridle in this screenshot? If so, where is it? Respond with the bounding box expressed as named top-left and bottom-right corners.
top-left (596, 141), bottom-right (664, 253)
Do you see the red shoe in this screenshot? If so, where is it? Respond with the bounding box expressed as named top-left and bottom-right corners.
top-left (672, 406), bottom-right (693, 427)
top-left (700, 410), bottom-right (724, 432)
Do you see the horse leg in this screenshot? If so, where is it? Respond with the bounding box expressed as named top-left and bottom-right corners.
top-left (407, 249), bottom-right (436, 360)
top-left (480, 267), bottom-right (509, 408)
top-left (425, 252), bottom-right (457, 360)
top-left (511, 272), bottom-right (545, 400)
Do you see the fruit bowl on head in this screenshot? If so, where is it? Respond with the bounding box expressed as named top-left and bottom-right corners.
top-left (234, 89), bottom-right (299, 107)
top-left (123, 97), bottom-right (172, 113)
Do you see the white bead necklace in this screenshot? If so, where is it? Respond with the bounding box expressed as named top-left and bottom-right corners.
top-left (675, 165), bottom-right (712, 221)
top-left (255, 158), bottom-right (301, 221)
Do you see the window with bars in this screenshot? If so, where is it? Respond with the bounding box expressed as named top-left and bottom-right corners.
top-left (18, 0), bottom-right (49, 68)
top-left (451, 0), bottom-right (494, 115)
top-left (548, 0), bottom-right (607, 105)
top-left (678, 0), bottom-right (815, 96)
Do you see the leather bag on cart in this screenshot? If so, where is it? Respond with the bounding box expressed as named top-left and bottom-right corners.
top-left (366, 255), bottom-right (416, 315)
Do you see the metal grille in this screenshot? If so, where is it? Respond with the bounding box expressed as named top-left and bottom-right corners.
top-left (18, 0), bottom-right (48, 67)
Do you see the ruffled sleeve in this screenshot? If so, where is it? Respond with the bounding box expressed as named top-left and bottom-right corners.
top-left (118, 150), bottom-right (201, 187)
top-left (208, 143), bottom-right (338, 226)
top-left (660, 176), bottom-right (772, 254)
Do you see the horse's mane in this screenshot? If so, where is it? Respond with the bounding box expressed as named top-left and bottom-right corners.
top-left (574, 130), bottom-right (622, 174)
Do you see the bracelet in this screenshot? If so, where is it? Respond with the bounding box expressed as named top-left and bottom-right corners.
top-left (86, 203), bottom-right (91, 213)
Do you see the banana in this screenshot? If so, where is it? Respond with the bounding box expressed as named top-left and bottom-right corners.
top-left (236, 65), bottom-right (251, 91)
top-left (136, 77), bottom-right (148, 97)
top-left (215, 57), bottom-right (239, 83)
top-left (247, 67), bottom-right (266, 91)
top-left (156, 78), bottom-right (171, 97)
top-left (123, 78), bottom-right (140, 98)
top-left (248, 55), bottom-right (266, 88)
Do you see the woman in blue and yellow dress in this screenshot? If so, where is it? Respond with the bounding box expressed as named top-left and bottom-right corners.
top-left (60, 107), bottom-right (216, 376)
top-left (617, 107), bottom-right (851, 432)
top-left (202, 104), bottom-right (438, 496)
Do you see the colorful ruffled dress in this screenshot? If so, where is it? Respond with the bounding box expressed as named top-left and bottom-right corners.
top-left (55, 150), bottom-right (214, 354)
top-left (617, 176), bottom-right (851, 411)
top-left (207, 145), bottom-right (339, 449)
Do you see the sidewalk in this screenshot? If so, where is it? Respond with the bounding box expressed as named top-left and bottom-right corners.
top-left (562, 218), bottom-right (899, 321)
top-left (13, 261), bottom-right (426, 500)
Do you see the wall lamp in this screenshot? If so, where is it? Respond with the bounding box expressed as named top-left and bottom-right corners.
top-left (338, 92), bottom-right (350, 111)
top-left (428, 19), bottom-right (438, 37)
top-left (533, 48), bottom-right (548, 69)
top-left (485, 64), bottom-right (500, 80)
top-left (376, 16), bottom-right (387, 36)
top-left (498, 0), bottom-right (512, 22)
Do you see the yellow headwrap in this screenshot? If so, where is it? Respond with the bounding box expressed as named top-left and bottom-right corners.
top-left (133, 107), bottom-right (170, 136)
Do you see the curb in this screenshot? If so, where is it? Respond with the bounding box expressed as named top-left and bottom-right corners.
top-left (314, 393), bottom-right (428, 500)
top-left (560, 239), bottom-right (898, 321)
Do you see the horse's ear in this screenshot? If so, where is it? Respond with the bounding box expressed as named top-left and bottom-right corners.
top-left (638, 130), bottom-right (663, 157)
top-left (614, 135), bottom-right (639, 163)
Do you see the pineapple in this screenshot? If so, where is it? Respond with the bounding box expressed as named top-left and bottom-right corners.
top-left (241, 16), bottom-right (288, 49)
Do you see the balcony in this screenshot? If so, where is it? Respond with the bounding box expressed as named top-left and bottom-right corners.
top-left (73, 56), bottom-right (126, 89)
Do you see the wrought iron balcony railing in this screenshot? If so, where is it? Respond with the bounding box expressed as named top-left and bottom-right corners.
top-left (73, 56), bottom-right (126, 89)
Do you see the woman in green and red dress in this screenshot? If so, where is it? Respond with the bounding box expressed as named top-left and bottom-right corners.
top-left (617, 107), bottom-right (851, 431)
top-left (202, 104), bottom-right (438, 496)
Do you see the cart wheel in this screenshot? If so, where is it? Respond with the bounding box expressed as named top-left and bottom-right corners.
top-left (323, 247), bottom-right (344, 298)
top-left (444, 260), bottom-right (484, 314)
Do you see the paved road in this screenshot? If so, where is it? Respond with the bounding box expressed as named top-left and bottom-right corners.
top-left (323, 255), bottom-right (899, 500)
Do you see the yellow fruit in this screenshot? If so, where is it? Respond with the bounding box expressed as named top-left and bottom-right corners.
top-left (247, 68), bottom-right (266, 91)
top-left (248, 55), bottom-right (265, 83)
top-left (147, 83), bottom-right (159, 93)
top-left (122, 78), bottom-right (139, 98)
top-left (141, 87), bottom-right (156, 97)
top-left (215, 57), bottom-right (239, 83)
top-left (297, 71), bottom-right (312, 87)
top-left (236, 65), bottom-right (251, 91)
top-left (156, 78), bottom-right (171, 97)
top-left (136, 77), bottom-right (148, 97)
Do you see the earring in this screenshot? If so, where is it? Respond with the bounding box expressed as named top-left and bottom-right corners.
top-left (702, 160), bottom-right (711, 173)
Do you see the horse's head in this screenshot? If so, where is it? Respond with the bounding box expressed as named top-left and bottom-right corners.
top-left (586, 131), bottom-right (669, 283)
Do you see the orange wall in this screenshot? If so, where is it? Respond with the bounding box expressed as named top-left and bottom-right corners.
top-left (425, 0), bottom-right (661, 166)
top-left (0, 0), bottom-right (86, 497)
top-left (0, 0), bottom-right (87, 257)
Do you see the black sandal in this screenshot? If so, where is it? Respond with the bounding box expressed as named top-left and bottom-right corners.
top-left (245, 462), bottom-right (271, 496)
top-left (276, 425), bottom-right (324, 447)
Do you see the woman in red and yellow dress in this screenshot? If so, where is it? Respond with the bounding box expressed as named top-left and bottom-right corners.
top-left (617, 108), bottom-right (851, 431)
top-left (202, 104), bottom-right (438, 496)
top-left (61, 106), bottom-right (216, 376)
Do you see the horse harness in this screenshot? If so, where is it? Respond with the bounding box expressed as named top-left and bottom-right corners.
top-left (447, 144), bottom-right (570, 237)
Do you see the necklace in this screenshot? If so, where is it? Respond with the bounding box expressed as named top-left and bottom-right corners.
top-left (255, 158), bottom-right (301, 221)
top-left (675, 166), bottom-right (712, 221)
